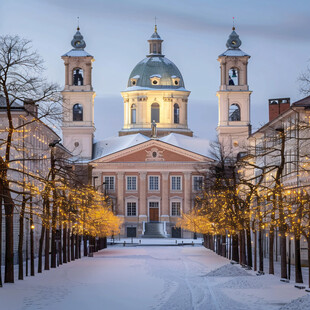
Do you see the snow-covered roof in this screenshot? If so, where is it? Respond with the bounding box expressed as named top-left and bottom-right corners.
top-left (91, 133), bottom-right (211, 161)
top-left (92, 133), bottom-right (149, 160)
top-left (159, 133), bottom-right (210, 157)
top-left (219, 49), bottom-right (249, 57)
top-left (62, 49), bottom-right (93, 57)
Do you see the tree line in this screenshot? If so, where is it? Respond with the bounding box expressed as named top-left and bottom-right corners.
top-left (0, 35), bottom-right (121, 286)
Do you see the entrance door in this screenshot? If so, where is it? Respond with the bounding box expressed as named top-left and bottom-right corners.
top-left (149, 202), bottom-right (159, 222)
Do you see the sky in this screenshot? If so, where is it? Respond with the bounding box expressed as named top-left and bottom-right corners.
top-left (1, 0), bottom-right (310, 142)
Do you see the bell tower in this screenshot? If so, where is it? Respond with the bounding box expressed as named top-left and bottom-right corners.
top-left (216, 27), bottom-right (252, 155)
top-left (61, 27), bottom-right (95, 159)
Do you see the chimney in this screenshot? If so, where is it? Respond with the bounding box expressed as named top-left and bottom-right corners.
top-left (24, 99), bottom-right (38, 117)
top-left (268, 98), bottom-right (290, 122)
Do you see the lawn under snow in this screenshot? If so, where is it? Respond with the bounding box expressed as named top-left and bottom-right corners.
top-left (0, 243), bottom-right (310, 310)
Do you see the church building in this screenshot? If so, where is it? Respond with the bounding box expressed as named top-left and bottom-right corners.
top-left (60, 25), bottom-right (251, 238)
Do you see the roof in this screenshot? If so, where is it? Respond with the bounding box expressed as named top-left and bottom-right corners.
top-left (0, 95), bottom-right (23, 109)
top-left (92, 133), bottom-right (211, 160)
top-left (126, 56), bottom-right (187, 90)
top-left (62, 49), bottom-right (93, 57)
top-left (219, 49), bottom-right (249, 57)
top-left (251, 96), bottom-right (310, 136)
top-left (292, 95), bottom-right (310, 107)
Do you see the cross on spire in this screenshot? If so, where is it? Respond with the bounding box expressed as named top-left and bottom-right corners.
top-left (154, 16), bottom-right (157, 32)
top-left (232, 16), bottom-right (235, 31)
top-left (77, 16), bottom-right (80, 31)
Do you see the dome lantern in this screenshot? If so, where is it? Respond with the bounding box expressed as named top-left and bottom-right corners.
top-left (147, 25), bottom-right (164, 57)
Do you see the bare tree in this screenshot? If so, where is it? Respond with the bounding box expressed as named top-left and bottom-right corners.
top-left (0, 35), bottom-right (61, 283)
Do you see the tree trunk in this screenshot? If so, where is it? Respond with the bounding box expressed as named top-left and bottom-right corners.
top-left (259, 228), bottom-right (264, 272)
top-left (63, 223), bottom-right (67, 263)
top-left (18, 196), bottom-right (26, 280)
top-left (254, 230), bottom-right (257, 271)
top-left (4, 194), bottom-right (14, 283)
top-left (38, 220), bottom-right (45, 273)
top-left (59, 221), bottom-right (62, 265)
top-left (308, 237), bottom-right (310, 289)
top-left (280, 233), bottom-right (287, 279)
top-left (221, 235), bottom-right (226, 257)
top-left (78, 236), bottom-right (81, 258)
top-left (269, 228), bottom-right (274, 274)
top-left (44, 198), bottom-right (50, 270)
top-left (67, 227), bottom-right (71, 262)
top-left (30, 198), bottom-right (34, 276)
top-left (75, 234), bottom-right (79, 259)
top-left (0, 190), bottom-right (3, 287)
top-left (71, 233), bottom-right (75, 261)
top-left (246, 228), bottom-right (252, 267)
top-left (241, 230), bottom-right (246, 265)
top-left (83, 235), bottom-right (88, 256)
top-left (294, 232), bottom-right (303, 283)
top-left (232, 233), bottom-right (239, 262)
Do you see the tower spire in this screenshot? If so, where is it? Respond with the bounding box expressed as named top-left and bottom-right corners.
top-left (232, 16), bottom-right (235, 31)
top-left (77, 16), bottom-right (80, 31)
top-left (154, 16), bottom-right (157, 32)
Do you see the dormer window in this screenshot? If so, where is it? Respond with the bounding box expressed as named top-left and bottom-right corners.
top-left (171, 76), bottom-right (180, 86)
top-left (130, 75), bottom-right (140, 87)
top-left (150, 74), bottom-right (161, 85)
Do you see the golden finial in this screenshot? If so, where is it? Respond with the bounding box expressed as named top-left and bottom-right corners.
top-left (232, 16), bottom-right (235, 31)
top-left (154, 16), bottom-right (157, 32)
top-left (77, 16), bottom-right (80, 31)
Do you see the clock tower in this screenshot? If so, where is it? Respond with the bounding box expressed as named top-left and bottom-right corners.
top-left (61, 27), bottom-right (95, 159)
top-left (216, 27), bottom-right (252, 156)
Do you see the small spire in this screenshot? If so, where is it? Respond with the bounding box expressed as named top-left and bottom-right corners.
top-left (232, 16), bottom-right (235, 31)
top-left (154, 16), bottom-right (157, 32)
top-left (77, 16), bottom-right (80, 31)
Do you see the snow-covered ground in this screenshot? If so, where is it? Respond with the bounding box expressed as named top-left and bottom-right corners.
top-left (0, 244), bottom-right (309, 310)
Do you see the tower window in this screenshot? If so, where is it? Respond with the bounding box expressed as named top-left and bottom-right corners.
top-left (131, 104), bottom-right (136, 124)
top-left (151, 103), bottom-right (160, 123)
top-left (229, 104), bottom-right (241, 121)
top-left (73, 68), bottom-right (84, 86)
top-left (73, 103), bottom-right (83, 121)
top-left (228, 68), bottom-right (238, 86)
top-left (174, 103), bottom-right (180, 124)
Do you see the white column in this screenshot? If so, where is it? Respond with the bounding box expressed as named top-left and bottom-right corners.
top-left (117, 172), bottom-right (124, 216)
top-left (161, 172), bottom-right (169, 221)
top-left (183, 172), bottom-right (191, 213)
top-left (139, 172), bottom-right (147, 221)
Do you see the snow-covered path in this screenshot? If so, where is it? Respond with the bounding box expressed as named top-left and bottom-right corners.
top-left (0, 245), bottom-right (309, 310)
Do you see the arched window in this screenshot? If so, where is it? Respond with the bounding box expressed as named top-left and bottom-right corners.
top-left (73, 68), bottom-right (84, 86)
top-left (228, 68), bottom-right (239, 86)
top-left (131, 104), bottom-right (136, 124)
top-left (151, 103), bottom-right (160, 123)
top-left (174, 103), bottom-right (180, 124)
top-left (73, 104), bottom-right (83, 121)
top-left (229, 104), bottom-right (241, 121)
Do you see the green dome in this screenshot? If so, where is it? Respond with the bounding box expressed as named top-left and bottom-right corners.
top-left (127, 56), bottom-right (186, 90)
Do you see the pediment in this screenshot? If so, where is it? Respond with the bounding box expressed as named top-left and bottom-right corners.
top-left (91, 140), bottom-right (212, 164)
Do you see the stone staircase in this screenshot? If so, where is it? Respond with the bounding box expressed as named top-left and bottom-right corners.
top-left (142, 222), bottom-right (166, 238)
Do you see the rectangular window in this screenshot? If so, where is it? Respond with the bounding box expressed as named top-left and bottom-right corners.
top-left (171, 176), bottom-right (181, 191)
top-left (126, 176), bottom-right (137, 191)
top-left (193, 176), bottom-right (203, 191)
top-left (127, 202), bottom-right (137, 216)
top-left (171, 202), bottom-right (181, 216)
top-left (149, 176), bottom-right (159, 191)
top-left (104, 176), bottom-right (115, 190)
